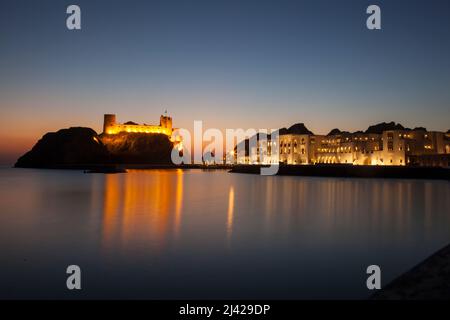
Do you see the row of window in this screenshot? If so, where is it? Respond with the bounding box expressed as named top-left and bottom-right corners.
top-left (280, 148), bottom-right (306, 155)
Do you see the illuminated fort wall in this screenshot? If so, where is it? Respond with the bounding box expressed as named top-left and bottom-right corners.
top-left (103, 114), bottom-right (173, 136)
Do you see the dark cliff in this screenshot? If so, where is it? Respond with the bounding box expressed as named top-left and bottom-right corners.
top-left (15, 127), bottom-right (110, 168)
top-left (279, 123), bottom-right (314, 135)
top-left (15, 128), bottom-right (174, 168)
top-left (365, 122), bottom-right (405, 134)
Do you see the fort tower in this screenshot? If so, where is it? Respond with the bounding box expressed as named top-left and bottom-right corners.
top-left (103, 114), bottom-right (117, 134)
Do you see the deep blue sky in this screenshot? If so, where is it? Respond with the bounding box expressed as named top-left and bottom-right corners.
top-left (0, 0), bottom-right (449, 162)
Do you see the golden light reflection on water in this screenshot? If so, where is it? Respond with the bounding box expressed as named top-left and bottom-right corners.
top-left (226, 186), bottom-right (235, 243)
top-left (97, 169), bottom-right (450, 256)
top-left (174, 169), bottom-right (184, 239)
top-left (1, 168), bottom-right (450, 299)
top-left (101, 170), bottom-right (184, 252)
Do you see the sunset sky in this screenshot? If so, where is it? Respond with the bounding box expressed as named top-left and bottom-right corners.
top-left (1, 0), bottom-right (450, 164)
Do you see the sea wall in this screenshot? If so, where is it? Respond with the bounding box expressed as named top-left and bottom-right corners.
top-left (229, 164), bottom-right (450, 180)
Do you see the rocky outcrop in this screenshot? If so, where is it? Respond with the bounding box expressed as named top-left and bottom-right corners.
top-left (15, 127), bottom-right (174, 168)
top-left (327, 128), bottom-right (351, 136)
top-left (365, 122), bottom-right (406, 134)
top-left (372, 244), bottom-right (450, 300)
top-left (279, 123), bottom-right (314, 135)
top-left (15, 127), bottom-right (110, 168)
top-left (100, 132), bottom-right (173, 164)
top-left (327, 128), bottom-right (341, 136)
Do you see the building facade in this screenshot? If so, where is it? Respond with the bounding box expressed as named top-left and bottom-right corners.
top-left (238, 128), bottom-right (450, 168)
top-left (279, 134), bottom-right (315, 164)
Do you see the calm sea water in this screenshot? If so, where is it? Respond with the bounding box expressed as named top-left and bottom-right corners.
top-left (0, 167), bottom-right (449, 299)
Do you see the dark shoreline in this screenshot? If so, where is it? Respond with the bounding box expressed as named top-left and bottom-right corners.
top-left (12, 163), bottom-right (450, 180)
top-left (13, 163), bottom-right (233, 172)
top-left (372, 244), bottom-right (450, 300)
top-left (230, 164), bottom-right (450, 180)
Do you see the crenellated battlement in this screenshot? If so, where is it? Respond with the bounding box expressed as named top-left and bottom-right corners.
top-left (103, 114), bottom-right (173, 136)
